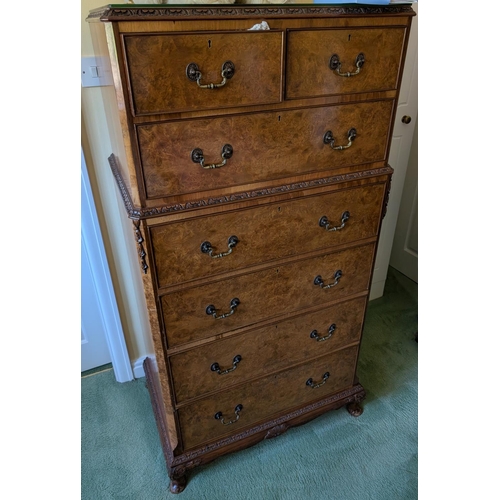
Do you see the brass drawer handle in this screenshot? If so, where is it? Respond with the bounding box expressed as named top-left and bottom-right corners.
top-left (314, 270), bottom-right (343, 290)
top-left (206, 298), bottom-right (240, 320)
top-left (310, 324), bottom-right (336, 342)
top-left (323, 128), bottom-right (357, 150)
top-left (319, 211), bottom-right (350, 232)
top-left (329, 53), bottom-right (365, 77)
top-left (214, 404), bottom-right (243, 425)
top-left (306, 372), bottom-right (330, 389)
top-left (201, 235), bottom-right (239, 259)
top-left (191, 144), bottom-right (233, 170)
top-left (186, 60), bottom-right (235, 89)
top-left (211, 355), bottom-right (242, 375)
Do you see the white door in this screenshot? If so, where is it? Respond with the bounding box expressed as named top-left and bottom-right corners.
top-left (390, 116), bottom-right (418, 282)
top-left (81, 148), bottom-right (134, 381)
top-left (370, 3), bottom-right (418, 299)
top-left (81, 148), bottom-right (112, 372)
top-left (81, 234), bottom-right (112, 371)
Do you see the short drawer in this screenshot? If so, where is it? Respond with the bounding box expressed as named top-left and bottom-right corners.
top-left (286, 28), bottom-right (405, 99)
top-left (177, 345), bottom-right (358, 450)
top-left (149, 183), bottom-right (385, 288)
top-left (161, 243), bottom-right (374, 348)
top-left (169, 296), bottom-right (366, 404)
top-left (137, 101), bottom-right (393, 200)
top-left (123, 31), bottom-right (283, 116)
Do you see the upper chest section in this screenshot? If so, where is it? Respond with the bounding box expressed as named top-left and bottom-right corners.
top-left (103, 6), bottom-right (413, 120)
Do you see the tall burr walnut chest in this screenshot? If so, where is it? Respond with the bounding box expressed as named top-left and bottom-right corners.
top-left (87, 3), bottom-right (415, 493)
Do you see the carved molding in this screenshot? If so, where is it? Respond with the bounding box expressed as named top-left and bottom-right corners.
top-left (382, 175), bottom-right (392, 219)
top-left (265, 423), bottom-right (290, 440)
top-left (146, 345), bottom-right (365, 475)
top-left (108, 155), bottom-right (142, 219)
top-left (132, 220), bottom-right (149, 274)
top-left (88, 5), bottom-right (415, 22)
top-left (171, 459), bottom-right (202, 479)
top-left (172, 384), bottom-right (365, 466)
top-left (109, 154), bottom-right (392, 220)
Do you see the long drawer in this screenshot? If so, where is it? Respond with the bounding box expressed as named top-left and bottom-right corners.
top-left (169, 296), bottom-right (366, 404)
top-left (286, 27), bottom-right (406, 99)
top-left (161, 243), bottom-right (375, 348)
top-left (177, 345), bottom-right (359, 450)
top-left (123, 31), bottom-right (283, 116)
top-left (149, 184), bottom-right (384, 288)
top-left (136, 101), bottom-right (393, 199)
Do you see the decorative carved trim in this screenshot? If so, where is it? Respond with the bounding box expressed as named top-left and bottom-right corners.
top-left (172, 384), bottom-right (365, 465)
top-left (171, 459), bottom-right (202, 480)
top-left (109, 154), bottom-right (392, 220)
top-left (132, 220), bottom-right (148, 274)
top-left (265, 423), bottom-right (290, 440)
top-left (146, 355), bottom-right (365, 478)
top-left (353, 390), bottom-right (366, 404)
top-left (89, 5), bottom-right (415, 22)
top-left (142, 167), bottom-right (393, 217)
top-left (382, 175), bottom-right (393, 219)
top-left (108, 154), bottom-right (142, 219)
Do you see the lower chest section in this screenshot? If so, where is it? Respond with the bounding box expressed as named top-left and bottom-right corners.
top-left (148, 178), bottom-right (387, 452)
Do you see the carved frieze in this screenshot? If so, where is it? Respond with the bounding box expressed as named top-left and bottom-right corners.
top-left (109, 154), bottom-right (392, 220)
top-left (88, 4), bottom-right (414, 22)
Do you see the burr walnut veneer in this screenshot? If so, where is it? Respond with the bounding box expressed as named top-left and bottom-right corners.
top-left (88, 3), bottom-right (415, 493)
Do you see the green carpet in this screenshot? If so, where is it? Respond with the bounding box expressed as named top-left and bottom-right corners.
top-left (82, 266), bottom-right (417, 499)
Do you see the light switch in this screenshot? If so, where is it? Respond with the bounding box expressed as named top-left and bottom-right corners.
top-left (81, 56), bottom-right (113, 88)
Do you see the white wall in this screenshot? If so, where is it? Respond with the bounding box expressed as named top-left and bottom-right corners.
top-left (81, 0), bottom-right (154, 369)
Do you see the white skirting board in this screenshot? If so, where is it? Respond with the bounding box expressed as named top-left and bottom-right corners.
top-left (133, 355), bottom-right (157, 379)
top-left (369, 280), bottom-right (386, 301)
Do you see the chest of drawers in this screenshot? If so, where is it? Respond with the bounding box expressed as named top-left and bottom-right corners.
top-left (88, 3), bottom-right (415, 493)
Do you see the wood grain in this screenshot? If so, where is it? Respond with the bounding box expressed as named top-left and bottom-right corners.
top-left (88, 3), bottom-right (415, 489)
top-left (149, 184), bottom-right (384, 288)
top-left (113, 17), bottom-right (411, 35)
top-left (169, 296), bottom-right (366, 404)
top-left (123, 31), bottom-right (283, 116)
top-left (160, 244), bottom-right (375, 348)
top-left (286, 27), bottom-right (406, 99)
top-left (136, 100), bottom-right (393, 199)
top-left (177, 345), bottom-right (358, 450)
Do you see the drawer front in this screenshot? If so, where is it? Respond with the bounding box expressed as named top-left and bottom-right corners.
top-left (286, 28), bottom-right (405, 99)
top-left (161, 244), bottom-right (374, 348)
top-left (177, 345), bottom-right (358, 450)
top-left (123, 32), bottom-right (283, 116)
top-left (170, 296), bottom-right (366, 404)
top-left (150, 184), bottom-right (384, 288)
top-left (137, 101), bottom-right (393, 199)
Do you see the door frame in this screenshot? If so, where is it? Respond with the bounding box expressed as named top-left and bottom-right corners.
top-left (81, 147), bottom-right (134, 382)
top-left (369, 2), bottom-right (418, 299)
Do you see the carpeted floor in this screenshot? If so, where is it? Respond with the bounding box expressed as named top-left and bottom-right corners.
top-left (82, 266), bottom-right (417, 499)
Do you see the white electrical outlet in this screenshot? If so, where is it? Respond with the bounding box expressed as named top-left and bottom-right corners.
top-left (81, 56), bottom-right (113, 88)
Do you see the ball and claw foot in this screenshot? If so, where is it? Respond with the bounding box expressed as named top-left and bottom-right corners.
top-left (170, 475), bottom-right (187, 494)
top-left (346, 401), bottom-right (364, 417)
